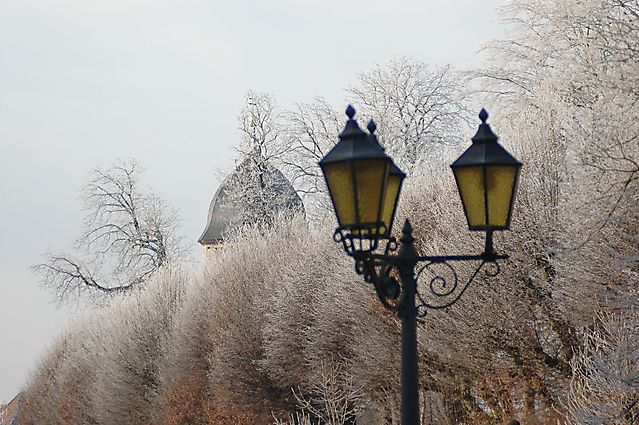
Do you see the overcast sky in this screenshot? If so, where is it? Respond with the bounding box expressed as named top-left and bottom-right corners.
top-left (0, 0), bottom-right (508, 402)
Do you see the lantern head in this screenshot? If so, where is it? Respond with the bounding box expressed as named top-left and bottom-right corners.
top-left (451, 109), bottom-right (522, 231)
top-left (319, 106), bottom-right (392, 239)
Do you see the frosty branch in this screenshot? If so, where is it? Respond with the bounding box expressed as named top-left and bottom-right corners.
top-left (35, 159), bottom-right (183, 302)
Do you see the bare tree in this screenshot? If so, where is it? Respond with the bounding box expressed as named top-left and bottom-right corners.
top-left (279, 97), bottom-right (342, 220)
top-left (237, 90), bottom-right (287, 166)
top-left (35, 159), bottom-right (183, 302)
top-left (280, 59), bottom-right (470, 219)
top-left (347, 57), bottom-right (471, 172)
top-left (219, 91), bottom-right (303, 232)
top-left (282, 99), bottom-right (341, 194)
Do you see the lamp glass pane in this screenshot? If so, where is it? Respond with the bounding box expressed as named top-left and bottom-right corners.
top-left (454, 165), bottom-right (486, 228)
top-left (380, 173), bottom-right (402, 236)
top-left (323, 161), bottom-right (356, 227)
top-left (353, 159), bottom-right (388, 236)
top-left (486, 165), bottom-right (518, 227)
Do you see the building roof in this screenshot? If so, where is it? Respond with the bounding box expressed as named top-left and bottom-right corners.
top-left (0, 392), bottom-right (25, 425)
top-left (198, 159), bottom-right (303, 245)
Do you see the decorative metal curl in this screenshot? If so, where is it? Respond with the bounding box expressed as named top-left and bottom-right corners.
top-left (414, 260), bottom-right (499, 317)
top-left (354, 257), bottom-right (378, 284)
top-left (372, 265), bottom-right (403, 312)
top-left (384, 237), bottom-right (399, 255)
top-left (483, 260), bottom-right (500, 277)
top-left (350, 252), bottom-right (404, 312)
top-left (418, 262), bottom-right (459, 298)
top-left (333, 229), bottom-right (355, 253)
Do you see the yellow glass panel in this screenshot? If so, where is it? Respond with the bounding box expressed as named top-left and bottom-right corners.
top-left (486, 165), bottom-right (517, 227)
top-left (454, 166), bottom-right (486, 228)
top-left (354, 159), bottom-right (388, 236)
top-left (323, 162), bottom-right (356, 226)
top-left (380, 174), bottom-right (401, 236)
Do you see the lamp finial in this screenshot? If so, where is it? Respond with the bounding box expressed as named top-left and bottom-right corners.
top-left (346, 105), bottom-right (356, 119)
top-left (479, 108), bottom-right (489, 123)
top-left (367, 120), bottom-right (377, 134)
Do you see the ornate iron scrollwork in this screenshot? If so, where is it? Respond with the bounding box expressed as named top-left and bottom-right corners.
top-left (340, 220), bottom-right (507, 317)
top-left (414, 260), bottom-right (500, 316)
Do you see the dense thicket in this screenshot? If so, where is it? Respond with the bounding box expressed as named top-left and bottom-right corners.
top-left (20, 0), bottom-right (638, 423)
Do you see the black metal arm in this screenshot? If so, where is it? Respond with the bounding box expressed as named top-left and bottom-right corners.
top-left (335, 219), bottom-right (507, 317)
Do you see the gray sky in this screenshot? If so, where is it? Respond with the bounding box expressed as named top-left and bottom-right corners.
top-left (0, 0), bottom-right (507, 402)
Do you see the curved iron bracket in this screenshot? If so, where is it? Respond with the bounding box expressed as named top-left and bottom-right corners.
top-left (345, 222), bottom-right (507, 316)
top-left (414, 259), bottom-right (500, 317)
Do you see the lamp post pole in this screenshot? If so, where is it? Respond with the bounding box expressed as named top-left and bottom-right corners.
top-left (397, 220), bottom-right (419, 425)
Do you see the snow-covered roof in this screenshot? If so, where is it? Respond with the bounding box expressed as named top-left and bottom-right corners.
top-left (198, 159), bottom-right (303, 245)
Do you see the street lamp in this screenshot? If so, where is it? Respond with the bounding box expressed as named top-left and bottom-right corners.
top-left (451, 108), bottom-right (522, 257)
top-left (319, 106), bottom-right (522, 425)
top-left (318, 105), bottom-right (394, 245)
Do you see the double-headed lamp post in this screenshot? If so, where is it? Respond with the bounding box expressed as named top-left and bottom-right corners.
top-left (318, 105), bottom-right (522, 425)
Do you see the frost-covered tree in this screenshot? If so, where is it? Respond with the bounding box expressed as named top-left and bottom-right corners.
top-left (35, 159), bottom-right (185, 303)
top-left (281, 58), bottom-right (470, 219)
top-left (93, 266), bottom-right (186, 425)
top-left (347, 57), bottom-right (471, 173)
top-left (465, 0), bottom-right (639, 420)
top-left (221, 91), bottom-right (304, 230)
top-left (281, 97), bottom-right (342, 219)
